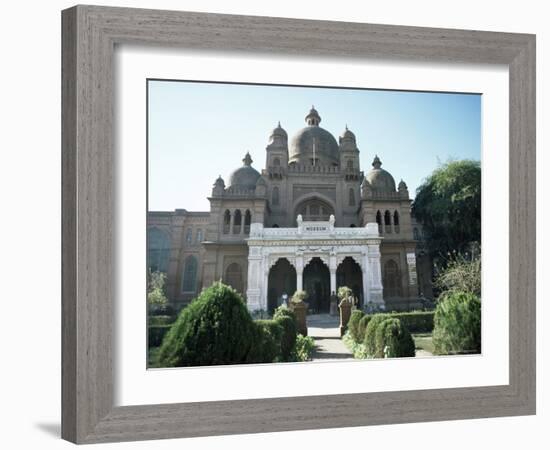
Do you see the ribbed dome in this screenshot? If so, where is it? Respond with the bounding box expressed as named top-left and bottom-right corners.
top-left (228, 152), bottom-right (261, 189)
top-left (289, 107), bottom-right (339, 165)
top-left (366, 155), bottom-right (396, 192)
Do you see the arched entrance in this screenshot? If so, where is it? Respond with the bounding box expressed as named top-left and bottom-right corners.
top-left (303, 257), bottom-right (330, 313)
top-left (267, 258), bottom-right (297, 313)
top-left (336, 257), bottom-right (363, 308)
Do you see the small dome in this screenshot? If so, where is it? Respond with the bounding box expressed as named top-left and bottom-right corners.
top-left (270, 121), bottom-right (287, 139)
top-left (366, 155), bottom-right (396, 192)
top-left (289, 107), bottom-right (339, 165)
top-left (228, 152), bottom-right (261, 189)
top-left (339, 125), bottom-right (356, 142)
top-left (398, 179), bottom-right (408, 191)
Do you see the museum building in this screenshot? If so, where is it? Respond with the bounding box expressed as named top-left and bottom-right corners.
top-left (147, 107), bottom-right (432, 313)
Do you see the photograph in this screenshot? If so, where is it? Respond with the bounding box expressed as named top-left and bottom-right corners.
top-left (146, 80), bottom-right (482, 368)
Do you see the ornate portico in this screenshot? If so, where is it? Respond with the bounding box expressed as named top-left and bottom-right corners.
top-left (245, 215), bottom-right (384, 312)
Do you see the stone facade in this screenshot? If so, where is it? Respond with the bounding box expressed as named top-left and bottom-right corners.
top-left (147, 107), bottom-right (433, 312)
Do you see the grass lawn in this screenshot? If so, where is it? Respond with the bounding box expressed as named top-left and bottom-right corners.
top-left (413, 333), bottom-right (435, 355)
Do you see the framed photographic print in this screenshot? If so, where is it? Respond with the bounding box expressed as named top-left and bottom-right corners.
top-left (61, 5), bottom-right (536, 444)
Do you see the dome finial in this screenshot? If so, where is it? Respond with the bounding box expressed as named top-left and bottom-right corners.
top-left (243, 152), bottom-right (253, 166)
top-left (372, 155), bottom-right (382, 169)
top-left (277, 120), bottom-right (281, 127)
top-left (305, 106), bottom-right (321, 126)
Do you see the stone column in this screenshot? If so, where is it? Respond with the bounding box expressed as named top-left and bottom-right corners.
top-left (296, 254), bottom-right (304, 292)
top-left (368, 243), bottom-right (384, 305)
top-left (262, 255), bottom-right (269, 311)
top-left (329, 253), bottom-right (337, 296)
top-left (362, 251), bottom-right (370, 306)
top-left (245, 246), bottom-right (263, 311)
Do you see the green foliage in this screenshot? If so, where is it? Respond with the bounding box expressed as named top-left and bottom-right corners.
top-left (435, 250), bottom-right (481, 297)
top-left (357, 315), bottom-right (372, 344)
top-left (347, 310), bottom-right (365, 342)
top-left (342, 331), bottom-right (368, 359)
top-left (291, 334), bottom-right (316, 362)
top-left (363, 313), bottom-right (391, 357)
top-left (148, 315), bottom-right (175, 326)
top-left (412, 160), bottom-right (481, 259)
top-left (385, 311), bottom-right (434, 334)
top-left (337, 286), bottom-right (353, 302)
top-left (273, 307), bottom-right (297, 361)
top-left (147, 270), bottom-right (168, 306)
top-left (375, 318), bottom-right (416, 358)
top-left (148, 324), bottom-right (172, 348)
top-left (433, 292), bottom-right (481, 354)
top-left (157, 282), bottom-right (257, 367)
top-left (248, 320), bottom-right (284, 363)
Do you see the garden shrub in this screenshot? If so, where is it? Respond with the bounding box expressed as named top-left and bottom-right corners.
top-left (157, 282), bottom-right (257, 367)
top-left (273, 307), bottom-right (297, 361)
top-left (374, 318), bottom-right (415, 358)
top-left (148, 315), bottom-right (175, 326)
top-left (248, 320), bottom-right (284, 363)
top-left (363, 313), bottom-right (391, 357)
top-left (291, 334), bottom-right (316, 362)
top-left (433, 291), bottom-right (481, 354)
top-left (148, 324), bottom-right (172, 348)
top-left (356, 315), bottom-right (372, 344)
top-left (388, 311), bottom-right (434, 333)
top-left (347, 310), bottom-right (365, 342)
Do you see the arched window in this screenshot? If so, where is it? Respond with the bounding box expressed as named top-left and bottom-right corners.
top-left (272, 224), bottom-right (279, 228)
top-left (413, 227), bottom-right (420, 240)
top-left (376, 211), bottom-right (382, 234)
top-left (223, 210), bottom-right (231, 234)
top-left (147, 228), bottom-right (170, 273)
top-left (350, 224), bottom-right (356, 228)
top-left (383, 259), bottom-right (401, 298)
top-left (224, 263), bottom-right (243, 293)
top-left (346, 160), bottom-right (354, 169)
top-left (384, 210), bottom-right (392, 233)
top-left (296, 198), bottom-right (335, 222)
top-left (348, 188), bottom-right (355, 206)
top-left (393, 211), bottom-right (400, 233)
top-left (273, 157), bottom-right (281, 167)
top-left (233, 210), bottom-right (242, 234)
top-left (272, 187), bottom-right (280, 206)
top-left (196, 229), bottom-right (203, 243)
top-left (181, 255), bottom-right (198, 293)
top-left (185, 228), bottom-right (193, 243)
top-left (244, 210), bottom-right (251, 234)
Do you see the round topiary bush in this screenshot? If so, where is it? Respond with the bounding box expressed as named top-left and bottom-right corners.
top-left (374, 318), bottom-right (415, 358)
top-left (157, 282), bottom-right (257, 367)
top-left (433, 291), bottom-right (481, 355)
top-left (363, 313), bottom-right (391, 357)
top-left (347, 310), bottom-right (365, 342)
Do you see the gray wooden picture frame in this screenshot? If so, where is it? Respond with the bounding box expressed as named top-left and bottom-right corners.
top-left (61, 5), bottom-right (536, 444)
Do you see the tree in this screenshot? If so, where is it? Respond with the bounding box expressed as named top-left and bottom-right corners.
top-left (412, 160), bottom-right (481, 260)
top-left (147, 270), bottom-right (168, 307)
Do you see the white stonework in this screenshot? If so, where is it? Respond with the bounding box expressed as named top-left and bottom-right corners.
top-left (246, 216), bottom-right (383, 311)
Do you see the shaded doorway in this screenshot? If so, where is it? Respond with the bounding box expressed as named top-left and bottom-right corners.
top-left (336, 257), bottom-right (363, 308)
top-left (267, 258), bottom-right (297, 313)
top-left (303, 257), bottom-right (330, 313)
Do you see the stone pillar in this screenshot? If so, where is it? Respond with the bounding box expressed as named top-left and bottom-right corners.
top-left (262, 255), bottom-right (269, 311)
top-left (245, 246), bottom-right (262, 311)
top-left (362, 251), bottom-right (370, 306)
top-left (368, 244), bottom-right (384, 305)
top-left (329, 253), bottom-right (337, 296)
top-left (296, 254), bottom-right (304, 292)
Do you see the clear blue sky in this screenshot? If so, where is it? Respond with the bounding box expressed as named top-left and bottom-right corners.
top-left (148, 80), bottom-right (481, 212)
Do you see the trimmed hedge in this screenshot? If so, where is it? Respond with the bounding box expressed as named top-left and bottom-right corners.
top-left (357, 315), bottom-right (373, 344)
top-left (433, 292), bottom-right (481, 354)
top-left (375, 318), bottom-right (415, 358)
top-left (248, 320), bottom-right (284, 363)
top-left (348, 310), bottom-right (365, 342)
top-left (157, 282), bottom-right (258, 367)
top-left (388, 311), bottom-right (434, 333)
top-left (363, 313), bottom-right (391, 357)
top-left (272, 307), bottom-right (298, 361)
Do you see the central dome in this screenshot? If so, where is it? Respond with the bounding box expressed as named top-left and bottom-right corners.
top-left (289, 107), bottom-right (340, 166)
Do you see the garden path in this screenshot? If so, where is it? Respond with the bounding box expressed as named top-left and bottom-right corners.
top-left (307, 314), bottom-right (354, 361)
